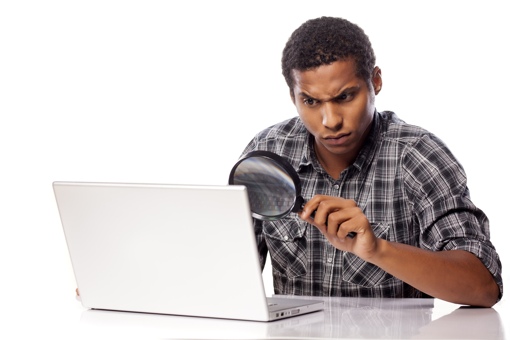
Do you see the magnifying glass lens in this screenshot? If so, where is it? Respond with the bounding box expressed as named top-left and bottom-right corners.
top-left (231, 156), bottom-right (297, 219)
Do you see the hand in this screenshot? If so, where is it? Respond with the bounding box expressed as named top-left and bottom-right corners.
top-left (75, 288), bottom-right (82, 301)
top-left (298, 195), bottom-right (378, 260)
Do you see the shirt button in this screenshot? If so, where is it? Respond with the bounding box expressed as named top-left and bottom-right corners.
top-left (327, 258), bottom-right (333, 263)
top-left (284, 235), bottom-right (289, 241)
top-left (333, 184), bottom-right (340, 190)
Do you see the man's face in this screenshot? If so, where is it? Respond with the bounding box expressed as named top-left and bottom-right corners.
top-left (291, 59), bottom-right (380, 167)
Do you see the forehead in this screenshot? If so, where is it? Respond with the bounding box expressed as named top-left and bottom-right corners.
top-left (291, 59), bottom-right (363, 97)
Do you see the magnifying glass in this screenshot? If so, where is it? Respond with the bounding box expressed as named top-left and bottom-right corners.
top-left (228, 150), bottom-right (356, 238)
top-left (228, 150), bottom-right (303, 221)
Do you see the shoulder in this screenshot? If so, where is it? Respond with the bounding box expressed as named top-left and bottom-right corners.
top-left (246, 116), bottom-right (309, 152)
top-left (378, 112), bottom-right (467, 196)
top-left (254, 116), bottom-right (307, 140)
top-left (378, 111), bottom-right (454, 159)
top-left (379, 111), bottom-right (434, 143)
top-left (375, 111), bottom-right (465, 179)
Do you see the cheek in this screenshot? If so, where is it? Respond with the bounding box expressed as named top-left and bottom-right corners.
top-left (357, 104), bottom-right (375, 131)
top-left (341, 98), bottom-right (372, 130)
top-left (354, 93), bottom-right (374, 118)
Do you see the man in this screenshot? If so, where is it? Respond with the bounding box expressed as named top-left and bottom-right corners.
top-left (240, 16), bottom-right (502, 307)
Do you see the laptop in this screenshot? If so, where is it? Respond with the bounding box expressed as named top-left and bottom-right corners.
top-left (53, 181), bottom-right (324, 322)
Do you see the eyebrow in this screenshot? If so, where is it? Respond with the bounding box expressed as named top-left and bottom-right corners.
top-left (297, 85), bottom-right (361, 102)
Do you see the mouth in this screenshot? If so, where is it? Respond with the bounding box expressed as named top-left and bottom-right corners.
top-left (322, 133), bottom-right (350, 146)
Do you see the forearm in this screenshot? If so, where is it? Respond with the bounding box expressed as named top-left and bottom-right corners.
top-left (367, 240), bottom-right (500, 307)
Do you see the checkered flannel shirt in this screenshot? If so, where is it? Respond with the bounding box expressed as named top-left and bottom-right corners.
top-left (240, 111), bottom-right (503, 298)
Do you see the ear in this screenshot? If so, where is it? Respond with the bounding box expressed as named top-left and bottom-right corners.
top-left (372, 66), bottom-right (382, 95)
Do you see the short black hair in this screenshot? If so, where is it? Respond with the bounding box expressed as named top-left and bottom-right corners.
top-left (282, 16), bottom-right (376, 92)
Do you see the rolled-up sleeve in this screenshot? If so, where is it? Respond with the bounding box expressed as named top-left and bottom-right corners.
top-left (404, 133), bottom-right (503, 299)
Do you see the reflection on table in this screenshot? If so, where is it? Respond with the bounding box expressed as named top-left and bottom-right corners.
top-left (80, 296), bottom-right (505, 339)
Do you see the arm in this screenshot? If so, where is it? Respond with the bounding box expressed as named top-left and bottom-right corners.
top-left (369, 239), bottom-right (500, 307)
top-left (299, 196), bottom-right (500, 307)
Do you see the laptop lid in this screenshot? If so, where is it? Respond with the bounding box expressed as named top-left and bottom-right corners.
top-left (53, 181), bottom-right (323, 322)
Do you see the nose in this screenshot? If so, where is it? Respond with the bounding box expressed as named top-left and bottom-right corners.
top-left (321, 102), bottom-right (342, 130)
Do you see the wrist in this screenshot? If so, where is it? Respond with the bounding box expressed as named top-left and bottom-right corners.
top-left (363, 238), bottom-right (388, 265)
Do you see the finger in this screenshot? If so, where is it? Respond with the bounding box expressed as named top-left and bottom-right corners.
top-left (298, 202), bottom-right (313, 219)
top-left (308, 196), bottom-right (343, 225)
top-left (334, 212), bottom-right (367, 238)
top-left (299, 211), bottom-right (327, 235)
top-left (325, 207), bottom-right (360, 237)
top-left (300, 195), bottom-right (327, 219)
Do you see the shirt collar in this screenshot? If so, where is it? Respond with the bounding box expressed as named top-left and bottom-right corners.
top-left (294, 132), bottom-right (313, 172)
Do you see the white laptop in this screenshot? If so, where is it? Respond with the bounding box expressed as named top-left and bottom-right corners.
top-left (53, 181), bottom-right (324, 322)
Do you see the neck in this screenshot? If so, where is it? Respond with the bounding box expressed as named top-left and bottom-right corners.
top-left (314, 144), bottom-right (355, 180)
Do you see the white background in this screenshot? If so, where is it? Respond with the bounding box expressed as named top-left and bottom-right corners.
top-left (1, 1), bottom-right (508, 338)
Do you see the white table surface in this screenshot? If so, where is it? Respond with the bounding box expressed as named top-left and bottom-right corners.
top-left (14, 294), bottom-right (505, 339)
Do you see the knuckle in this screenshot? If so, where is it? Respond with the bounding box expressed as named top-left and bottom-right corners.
top-left (347, 199), bottom-right (357, 207)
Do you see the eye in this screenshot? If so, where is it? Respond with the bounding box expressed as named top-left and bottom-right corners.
top-left (303, 98), bottom-right (318, 106)
top-left (335, 90), bottom-right (356, 103)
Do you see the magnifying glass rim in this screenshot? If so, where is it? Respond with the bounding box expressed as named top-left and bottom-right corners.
top-left (228, 150), bottom-right (303, 220)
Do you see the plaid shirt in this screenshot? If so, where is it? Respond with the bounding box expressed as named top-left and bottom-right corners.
top-left (241, 111), bottom-right (503, 298)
